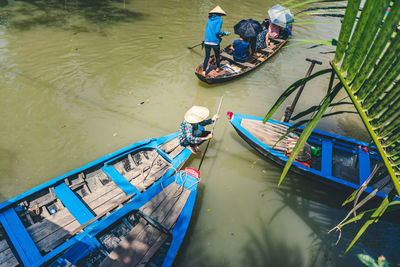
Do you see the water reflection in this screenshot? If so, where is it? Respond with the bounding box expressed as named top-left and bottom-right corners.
top-left (0, 0), bottom-right (147, 32)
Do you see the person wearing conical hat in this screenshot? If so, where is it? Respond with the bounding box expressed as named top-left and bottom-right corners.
top-left (202, 5), bottom-right (230, 76)
top-left (178, 106), bottom-right (219, 154)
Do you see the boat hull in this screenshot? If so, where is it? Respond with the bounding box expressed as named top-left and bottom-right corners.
top-left (195, 36), bottom-right (289, 84)
top-left (49, 168), bottom-right (199, 267)
top-left (228, 113), bottom-right (394, 200)
top-left (0, 133), bottom-right (192, 267)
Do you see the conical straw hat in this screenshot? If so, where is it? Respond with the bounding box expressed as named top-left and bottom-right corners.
top-left (184, 106), bottom-right (210, 124)
top-left (209, 5), bottom-right (226, 16)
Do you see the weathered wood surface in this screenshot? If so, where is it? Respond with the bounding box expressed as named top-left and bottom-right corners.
top-left (99, 217), bottom-right (168, 267)
top-left (0, 240), bottom-right (19, 267)
top-left (160, 137), bottom-right (186, 159)
top-left (19, 143), bottom-right (183, 256)
top-left (160, 138), bottom-right (180, 153)
top-left (0, 240), bottom-right (9, 252)
top-left (99, 182), bottom-right (191, 266)
top-left (168, 145), bottom-right (185, 159)
top-left (241, 119), bottom-right (312, 162)
top-left (241, 118), bottom-right (290, 154)
top-left (70, 193), bottom-right (135, 237)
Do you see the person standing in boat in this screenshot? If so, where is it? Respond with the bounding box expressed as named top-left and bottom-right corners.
top-left (202, 5), bottom-right (230, 76)
top-left (179, 106), bottom-right (219, 154)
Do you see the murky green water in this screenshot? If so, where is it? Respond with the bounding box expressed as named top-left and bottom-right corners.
top-left (1, 0), bottom-right (399, 266)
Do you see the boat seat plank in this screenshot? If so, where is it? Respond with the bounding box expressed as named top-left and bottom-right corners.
top-left (273, 38), bottom-right (285, 43)
top-left (260, 47), bottom-right (274, 53)
top-left (220, 52), bottom-right (256, 68)
top-left (322, 141), bottom-right (333, 177)
top-left (136, 233), bottom-right (169, 267)
top-left (84, 186), bottom-right (125, 215)
top-left (358, 150), bottom-right (371, 185)
top-left (27, 208), bottom-right (74, 236)
top-left (241, 119), bottom-right (289, 154)
top-left (161, 189), bottom-right (190, 230)
top-left (99, 182), bottom-right (191, 267)
top-left (99, 218), bottom-right (168, 267)
top-left (54, 183), bottom-right (95, 225)
top-left (102, 165), bottom-right (140, 196)
top-left (0, 240), bottom-right (10, 252)
top-left (27, 209), bottom-right (76, 243)
top-left (0, 254), bottom-right (19, 267)
top-left (168, 145), bottom-right (186, 159)
top-left (140, 182), bottom-right (180, 216)
top-left (160, 138), bottom-right (180, 154)
top-left (0, 248), bottom-right (18, 266)
top-left (0, 208), bottom-right (42, 266)
top-left (35, 220), bottom-right (80, 253)
top-left (91, 192), bottom-right (127, 216)
top-left (81, 182), bottom-right (122, 208)
top-left (149, 189), bottom-right (181, 224)
top-left (130, 164), bottom-right (170, 192)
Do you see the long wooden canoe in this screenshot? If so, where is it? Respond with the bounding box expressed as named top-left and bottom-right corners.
top-left (195, 35), bottom-right (289, 84)
top-left (227, 112), bottom-right (396, 200)
top-left (0, 133), bottom-right (191, 267)
top-left (49, 167), bottom-right (200, 267)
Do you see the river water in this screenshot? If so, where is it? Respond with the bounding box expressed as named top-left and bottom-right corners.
top-left (1, 0), bottom-right (399, 266)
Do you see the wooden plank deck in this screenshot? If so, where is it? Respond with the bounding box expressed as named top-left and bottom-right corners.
top-left (241, 118), bottom-right (290, 154)
top-left (19, 145), bottom-right (179, 257)
top-left (0, 240), bottom-right (19, 267)
top-left (99, 182), bottom-right (190, 266)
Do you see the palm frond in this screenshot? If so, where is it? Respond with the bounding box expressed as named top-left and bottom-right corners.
top-left (294, 6), bottom-right (346, 16)
top-left (263, 69), bottom-right (332, 123)
top-left (266, 0), bottom-right (400, 252)
top-left (290, 101), bottom-right (352, 120)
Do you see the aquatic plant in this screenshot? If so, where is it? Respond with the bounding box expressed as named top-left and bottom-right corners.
top-left (264, 0), bottom-right (400, 251)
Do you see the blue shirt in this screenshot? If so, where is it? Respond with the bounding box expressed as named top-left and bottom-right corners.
top-left (204, 15), bottom-right (223, 45)
top-left (233, 40), bottom-right (249, 62)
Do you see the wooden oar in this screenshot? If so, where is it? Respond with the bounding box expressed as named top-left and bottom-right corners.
top-left (187, 41), bottom-right (204, 50)
top-left (281, 58), bottom-right (322, 123)
top-left (198, 96), bottom-right (224, 171)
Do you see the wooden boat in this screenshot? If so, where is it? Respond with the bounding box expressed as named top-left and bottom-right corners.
top-left (0, 133), bottom-right (191, 267)
top-left (227, 112), bottom-right (395, 199)
top-left (195, 36), bottom-right (289, 84)
top-left (48, 167), bottom-right (200, 267)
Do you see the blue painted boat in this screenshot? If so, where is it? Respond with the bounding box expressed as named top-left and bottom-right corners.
top-left (227, 112), bottom-right (395, 200)
top-left (49, 167), bottom-right (200, 267)
top-left (0, 133), bottom-right (191, 267)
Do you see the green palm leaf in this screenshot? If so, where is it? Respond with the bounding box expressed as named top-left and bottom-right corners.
top-left (266, 0), bottom-right (400, 252)
top-left (279, 74), bottom-right (342, 186)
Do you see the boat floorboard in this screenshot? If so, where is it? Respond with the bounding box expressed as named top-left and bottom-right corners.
top-left (99, 182), bottom-right (190, 266)
top-left (9, 137), bottom-right (187, 259)
top-left (241, 118), bottom-right (290, 154)
top-left (0, 240), bottom-right (18, 267)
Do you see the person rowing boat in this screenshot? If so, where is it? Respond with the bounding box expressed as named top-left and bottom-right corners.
top-left (202, 5), bottom-right (230, 76)
top-left (178, 106), bottom-right (219, 154)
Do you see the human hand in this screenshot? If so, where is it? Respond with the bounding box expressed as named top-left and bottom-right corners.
top-left (204, 133), bottom-right (213, 140)
top-left (212, 114), bottom-right (219, 121)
